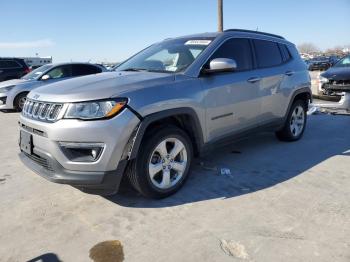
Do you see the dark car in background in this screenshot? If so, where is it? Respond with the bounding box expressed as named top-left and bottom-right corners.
top-left (0, 58), bottom-right (30, 82)
top-left (329, 55), bottom-right (340, 66)
top-left (308, 57), bottom-right (332, 71)
top-left (319, 55), bottom-right (350, 95)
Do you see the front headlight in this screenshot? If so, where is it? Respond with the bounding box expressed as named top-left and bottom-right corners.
top-left (319, 76), bottom-right (329, 83)
top-left (64, 99), bottom-right (127, 120)
top-left (0, 85), bottom-right (15, 93)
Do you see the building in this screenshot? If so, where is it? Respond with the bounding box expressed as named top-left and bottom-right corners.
top-left (21, 56), bottom-right (52, 67)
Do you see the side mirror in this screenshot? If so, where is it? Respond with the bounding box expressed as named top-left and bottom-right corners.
top-left (203, 58), bottom-right (237, 74)
top-left (41, 74), bottom-right (50, 81)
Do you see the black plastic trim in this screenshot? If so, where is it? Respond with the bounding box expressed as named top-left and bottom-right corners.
top-left (128, 107), bottom-right (204, 159)
top-left (201, 119), bottom-right (284, 155)
top-left (224, 29), bottom-right (285, 39)
top-left (285, 87), bottom-right (312, 118)
top-left (211, 112), bottom-right (233, 120)
top-left (19, 150), bottom-right (127, 193)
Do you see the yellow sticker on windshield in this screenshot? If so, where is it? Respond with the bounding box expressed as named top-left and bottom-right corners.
top-left (185, 40), bottom-right (212, 46)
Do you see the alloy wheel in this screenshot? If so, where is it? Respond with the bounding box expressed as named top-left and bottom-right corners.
top-left (148, 138), bottom-right (188, 190)
top-left (18, 97), bottom-right (27, 110)
top-left (290, 105), bottom-right (305, 137)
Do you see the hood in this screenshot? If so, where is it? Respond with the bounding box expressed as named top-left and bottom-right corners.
top-left (0, 79), bottom-right (29, 88)
top-left (321, 67), bottom-right (350, 81)
top-left (28, 71), bottom-right (175, 102)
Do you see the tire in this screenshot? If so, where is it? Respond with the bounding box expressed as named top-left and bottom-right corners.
top-left (14, 92), bottom-right (28, 112)
top-left (276, 100), bottom-right (307, 142)
top-left (126, 125), bottom-right (193, 199)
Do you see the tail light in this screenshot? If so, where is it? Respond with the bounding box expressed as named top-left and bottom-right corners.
top-left (24, 68), bottom-right (31, 74)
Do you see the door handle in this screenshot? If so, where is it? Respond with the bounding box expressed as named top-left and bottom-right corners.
top-left (247, 77), bottom-right (261, 83)
top-left (285, 71), bottom-right (294, 76)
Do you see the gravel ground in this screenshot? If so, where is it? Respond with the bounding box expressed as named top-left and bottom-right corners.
top-left (0, 111), bottom-right (349, 262)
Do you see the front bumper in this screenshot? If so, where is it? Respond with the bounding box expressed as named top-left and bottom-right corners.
top-left (19, 151), bottom-right (128, 194)
top-left (323, 83), bottom-right (350, 93)
top-left (0, 95), bottom-right (11, 109)
top-left (18, 108), bottom-right (140, 193)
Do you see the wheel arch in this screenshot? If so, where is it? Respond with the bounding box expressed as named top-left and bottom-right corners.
top-left (14, 91), bottom-right (30, 108)
top-left (285, 87), bottom-right (311, 117)
top-left (128, 108), bottom-right (204, 160)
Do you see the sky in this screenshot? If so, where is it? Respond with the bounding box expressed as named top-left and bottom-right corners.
top-left (0, 0), bottom-right (349, 63)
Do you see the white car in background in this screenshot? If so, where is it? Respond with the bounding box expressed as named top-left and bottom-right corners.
top-left (0, 63), bottom-right (106, 111)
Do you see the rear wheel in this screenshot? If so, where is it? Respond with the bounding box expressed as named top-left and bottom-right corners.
top-left (14, 93), bottom-right (28, 112)
top-left (127, 125), bottom-right (193, 199)
top-left (276, 100), bottom-right (307, 141)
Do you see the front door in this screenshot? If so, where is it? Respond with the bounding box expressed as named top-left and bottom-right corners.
top-left (200, 38), bottom-right (262, 142)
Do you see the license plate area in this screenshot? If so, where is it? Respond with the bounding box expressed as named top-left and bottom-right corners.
top-left (20, 130), bottom-right (33, 155)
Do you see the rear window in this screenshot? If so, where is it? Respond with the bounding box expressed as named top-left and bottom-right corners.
top-left (279, 44), bottom-right (292, 62)
top-left (253, 40), bottom-right (283, 68)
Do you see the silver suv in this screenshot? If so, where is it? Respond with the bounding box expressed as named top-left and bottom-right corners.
top-left (19, 29), bottom-right (311, 198)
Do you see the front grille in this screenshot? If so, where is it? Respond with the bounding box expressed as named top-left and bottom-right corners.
top-left (22, 99), bottom-right (63, 122)
top-left (23, 152), bottom-right (54, 172)
top-left (329, 79), bottom-right (350, 86)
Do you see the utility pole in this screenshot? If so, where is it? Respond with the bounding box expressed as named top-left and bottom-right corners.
top-left (218, 0), bottom-right (223, 32)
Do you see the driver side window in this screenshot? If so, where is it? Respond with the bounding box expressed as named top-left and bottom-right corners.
top-left (45, 65), bottom-right (72, 79)
top-left (208, 38), bottom-right (253, 71)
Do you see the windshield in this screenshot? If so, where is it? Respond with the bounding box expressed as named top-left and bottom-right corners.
top-left (116, 37), bottom-right (214, 73)
top-left (22, 64), bottom-right (53, 80)
top-left (334, 56), bottom-right (350, 68)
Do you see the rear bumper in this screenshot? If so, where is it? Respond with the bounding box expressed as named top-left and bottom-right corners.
top-left (19, 150), bottom-right (128, 194)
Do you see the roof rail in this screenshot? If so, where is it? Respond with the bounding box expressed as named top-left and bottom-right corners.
top-left (224, 29), bottom-right (285, 40)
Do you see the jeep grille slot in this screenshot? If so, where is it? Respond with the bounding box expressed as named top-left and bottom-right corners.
top-left (22, 99), bottom-right (63, 122)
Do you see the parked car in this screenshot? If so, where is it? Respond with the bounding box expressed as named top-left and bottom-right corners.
top-left (329, 55), bottom-right (340, 66)
top-left (0, 63), bottom-right (106, 111)
top-left (308, 57), bottom-right (331, 71)
top-left (0, 58), bottom-right (30, 82)
top-left (29, 65), bottom-right (43, 70)
top-left (18, 29), bottom-right (311, 198)
top-left (319, 55), bottom-right (350, 96)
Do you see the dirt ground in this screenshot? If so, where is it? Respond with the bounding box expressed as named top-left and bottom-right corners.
top-left (0, 111), bottom-right (349, 262)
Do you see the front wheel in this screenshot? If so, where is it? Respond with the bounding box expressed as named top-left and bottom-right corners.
top-left (276, 100), bottom-right (307, 141)
top-left (14, 93), bottom-right (28, 112)
top-left (127, 125), bottom-right (193, 199)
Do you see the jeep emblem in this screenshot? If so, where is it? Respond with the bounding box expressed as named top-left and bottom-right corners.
top-left (33, 94), bottom-right (40, 100)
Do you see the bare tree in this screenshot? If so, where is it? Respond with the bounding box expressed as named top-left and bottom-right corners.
top-left (218, 0), bottom-right (223, 32)
top-left (297, 43), bottom-right (320, 54)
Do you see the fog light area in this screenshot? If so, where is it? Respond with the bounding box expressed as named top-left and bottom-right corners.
top-left (59, 142), bottom-right (104, 162)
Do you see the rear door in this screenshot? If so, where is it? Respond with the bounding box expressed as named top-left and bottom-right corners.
top-left (200, 38), bottom-right (261, 142)
top-left (252, 39), bottom-right (286, 123)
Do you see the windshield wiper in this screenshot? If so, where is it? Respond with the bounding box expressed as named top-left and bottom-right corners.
top-left (121, 68), bottom-right (171, 73)
top-left (121, 68), bottom-right (147, 72)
